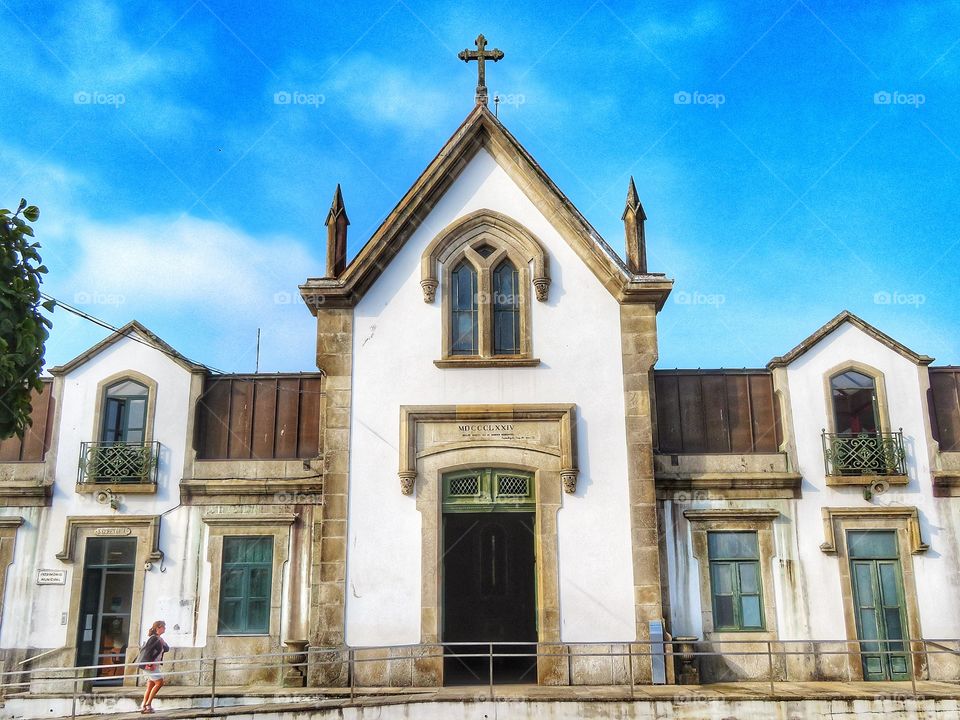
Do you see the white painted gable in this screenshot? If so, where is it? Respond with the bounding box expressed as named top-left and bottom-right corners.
top-left (345, 147), bottom-right (639, 645)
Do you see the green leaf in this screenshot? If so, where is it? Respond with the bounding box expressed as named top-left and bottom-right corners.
top-left (22, 206), bottom-right (39, 222)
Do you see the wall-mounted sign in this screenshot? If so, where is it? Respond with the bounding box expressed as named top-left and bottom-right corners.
top-left (457, 423), bottom-right (534, 441)
top-left (36, 569), bottom-right (67, 585)
top-left (94, 527), bottom-right (131, 537)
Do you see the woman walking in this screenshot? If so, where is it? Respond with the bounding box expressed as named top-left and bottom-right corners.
top-left (136, 621), bottom-right (169, 713)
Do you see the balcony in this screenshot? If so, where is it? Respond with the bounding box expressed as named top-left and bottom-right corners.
top-left (821, 430), bottom-right (907, 487)
top-left (77, 441), bottom-right (160, 492)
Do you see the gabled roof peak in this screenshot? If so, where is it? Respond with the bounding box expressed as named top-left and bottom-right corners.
top-left (768, 310), bottom-right (934, 368)
top-left (301, 104), bottom-right (672, 312)
top-left (49, 320), bottom-right (206, 376)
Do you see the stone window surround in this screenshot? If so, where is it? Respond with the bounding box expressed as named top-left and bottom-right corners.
top-left (820, 360), bottom-right (907, 488)
top-left (683, 508), bottom-right (780, 641)
top-left (201, 514), bottom-right (295, 645)
top-left (420, 209), bottom-right (550, 368)
top-left (56, 514), bottom-right (163, 686)
top-left (80, 370), bottom-right (161, 495)
top-left (818, 505), bottom-right (928, 680)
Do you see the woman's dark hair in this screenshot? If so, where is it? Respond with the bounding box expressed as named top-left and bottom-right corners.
top-left (147, 620), bottom-right (165, 637)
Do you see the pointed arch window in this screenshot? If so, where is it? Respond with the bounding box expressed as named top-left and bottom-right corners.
top-left (450, 261), bottom-right (479, 356)
top-left (492, 260), bottom-right (520, 355)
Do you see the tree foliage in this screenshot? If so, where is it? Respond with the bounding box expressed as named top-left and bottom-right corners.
top-left (0, 199), bottom-right (53, 439)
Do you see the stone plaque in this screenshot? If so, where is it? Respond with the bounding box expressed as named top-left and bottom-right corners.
top-left (94, 527), bottom-right (132, 536)
top-left (37, 569), bottom-right (67, 585)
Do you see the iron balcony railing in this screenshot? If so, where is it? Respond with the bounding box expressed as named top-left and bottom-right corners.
top-left (77, 441), bottom-right (160, 485)
top-left (822, 430), bottom-right (906, 476)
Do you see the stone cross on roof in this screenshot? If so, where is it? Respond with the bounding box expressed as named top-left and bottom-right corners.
top-left (458, 34), bottom-right (504, 107)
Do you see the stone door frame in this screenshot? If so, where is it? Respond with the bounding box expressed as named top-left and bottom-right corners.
top-left (400, 404), bottom-right (577, 685)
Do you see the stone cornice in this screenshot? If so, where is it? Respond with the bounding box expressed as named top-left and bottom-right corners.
top-left (201, 513), bottom-right (298, 527)
top-left (933, 470), bottom-right (960, 497)
top-left (683, 508), bottom-right (781, 522)
top-left (56, 514), bottom-right (163, 563)
top-left (657, 472), bottom-right (801, 500)
top-left (0, 480), bottom-right (52, 507)
top-left (398, 403), bottom-right (578, 496)
top-left (819, 505), bottom-right (929, 554)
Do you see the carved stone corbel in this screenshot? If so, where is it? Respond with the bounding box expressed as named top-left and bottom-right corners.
top-left (420, 279), bottom-right (438, 304)
top-left (533, 277), bottom-right (551, 302)
top-left (561, 468), bottom-right (578, 494)
top-left (399, 470), bottom-right (417, 496)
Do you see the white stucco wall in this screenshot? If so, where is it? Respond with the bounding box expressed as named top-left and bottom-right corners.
top-left (663, 321), bottom-right (960, 645)
top-left (344, 148), bottom-right (639, 645)
top-left (0, 334), bottom-right (203, 651)
top-left (784, 322), bottom-right (960, 640)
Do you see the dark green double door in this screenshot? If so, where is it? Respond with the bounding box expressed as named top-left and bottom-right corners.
top-left (849, 530), bottom-right (911, 681)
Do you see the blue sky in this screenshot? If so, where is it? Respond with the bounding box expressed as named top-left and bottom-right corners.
top-left (3, 0), bottom-right (959, 372)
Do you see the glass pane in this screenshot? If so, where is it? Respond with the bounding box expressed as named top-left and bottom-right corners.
top-left (124, 430), bottom-right (143, 444)
top-left (831, 371), bottom-right (878, 434)
top-left (741, 595), bottom-right (762, 628)
top-left (712, 563), bottom-right (734, 594)
top-left (878, 562), bottom-right (899, 604)
top-left (126, 399), bottom-right (146, 432)
top-left (454, 314), bottom-right (478, 355)
top-left (738, 562), bottom-right (760, 593)
top-left (854, 563), bottom-right (876, 607)
top-left (107, 380), bottom-right (148, 397)
top-left (103, 399), bottom-right (123, 443)
top-left (106, 539), bottom-right (136, 566)
top-left (494, 310), bottom-right (518, 355)
top-left (848, 531), bottom-right (898, 559)
top-left (218, 599), bottom-right (243, 633)
top-left (247, 600), bottom-right (269, 632)
top-left (101, 574), bottom-right (134, 613)
top-left (221, 569), bottom-right (244, 598)
top-left (250, 537), bottom-right (273, 563)
top-left (884, 608), bottom-right (904, 645)
top-left (84, 538), bottom-right (106, 565)
top-left (249, 568), bottom-right (272, 598)
top-left (223, 537), bottom-right (241, 564)
top-left (708, 531), bottom-right (758, 559)
top-left (714, 595), bottom-right (735, 628)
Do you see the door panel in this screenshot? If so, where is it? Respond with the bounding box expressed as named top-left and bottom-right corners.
top-left (442, 512), bottom-right (536, 684)
top-left (850, 555), bottom-right (910, 681)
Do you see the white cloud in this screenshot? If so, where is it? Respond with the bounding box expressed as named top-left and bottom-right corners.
top-left (322, 53), bottom-right (459, 136)
top-left (54, 214), bottom-right (319, 371)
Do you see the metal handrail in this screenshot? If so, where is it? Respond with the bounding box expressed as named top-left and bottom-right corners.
top-left (2, 638), bottom-right (957, 719)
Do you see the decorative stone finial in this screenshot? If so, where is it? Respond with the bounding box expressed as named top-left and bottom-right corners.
top-left (621, 176), bottom-right (647, 275)
top-left (325, 184), bottom-right (349, 278)
top-left (458, 34), bottom-right (504, 107)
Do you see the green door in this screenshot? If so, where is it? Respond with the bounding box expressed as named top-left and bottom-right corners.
top-left (848, 530), bottom-right (910, 681)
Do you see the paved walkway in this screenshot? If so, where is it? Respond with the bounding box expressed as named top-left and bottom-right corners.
top-left (15, 681), bottom-right (958, 720)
